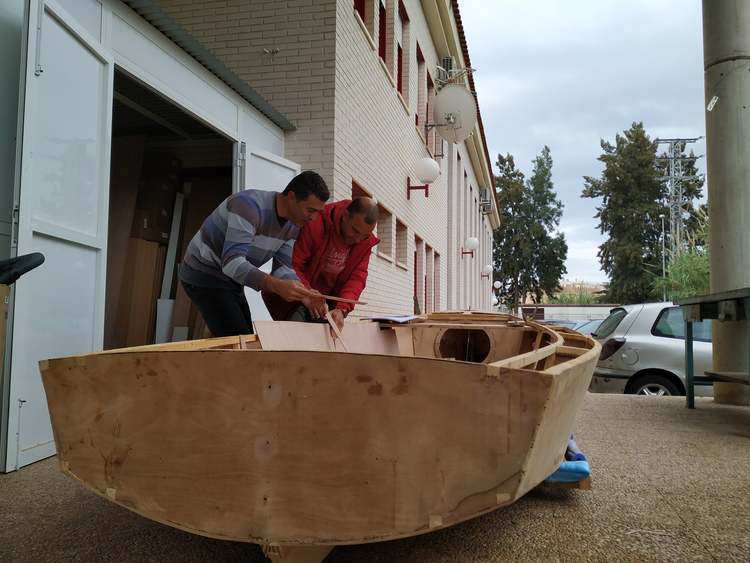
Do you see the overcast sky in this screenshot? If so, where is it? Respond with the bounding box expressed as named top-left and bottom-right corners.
top-left (460, 0), bottom-right (706, 283)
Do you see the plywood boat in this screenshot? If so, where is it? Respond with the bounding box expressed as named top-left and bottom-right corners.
top-left (40, 312), bottom-right (600, 563)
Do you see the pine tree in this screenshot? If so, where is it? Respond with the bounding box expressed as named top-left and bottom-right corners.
top-left (526, 146), bottom-right (567, 302)
top-left (493, 148), bottom-right (567, 311)
top-left (582, 122), bottom-right (667, 304)
top-left (492, 153), bottom-right (531, 311)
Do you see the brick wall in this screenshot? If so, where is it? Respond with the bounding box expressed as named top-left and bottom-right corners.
top-left (156, 0), bottom-right (494, 315)
top-left (333, 0), bottom-right (456, 316)
top-left (157, 0), bottom-right (337, 189)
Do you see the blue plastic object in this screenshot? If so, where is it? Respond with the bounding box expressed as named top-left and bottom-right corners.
top-left (545, 433), bottom-right (591, 483)
top-left (546, 459), bottom-right (591, 483)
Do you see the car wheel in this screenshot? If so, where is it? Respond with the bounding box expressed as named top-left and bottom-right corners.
top-left (628, 374), bottom-right (681, 397)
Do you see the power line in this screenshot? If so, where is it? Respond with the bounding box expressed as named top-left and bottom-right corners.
top-left (655, 137), bottom-right (703, 256)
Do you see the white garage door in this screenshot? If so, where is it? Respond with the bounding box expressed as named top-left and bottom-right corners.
top-left (4, 0), bottom-right (291, 471)
top-left (6, 0), bottom-right (113, 471)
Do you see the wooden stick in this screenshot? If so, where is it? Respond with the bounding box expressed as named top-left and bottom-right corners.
top-left (319, 294), bottom-right (367, 305)
top-left (325, 310), bottom-right (349, 352)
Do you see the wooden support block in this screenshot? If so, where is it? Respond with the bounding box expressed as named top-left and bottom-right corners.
top-left (543, 476), bottom-right (592, 490)
top-left (262, 545), bottom-right (333, 563)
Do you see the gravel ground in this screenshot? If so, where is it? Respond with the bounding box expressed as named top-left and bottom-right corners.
top-left (1, 393), bottom-right (749, 562)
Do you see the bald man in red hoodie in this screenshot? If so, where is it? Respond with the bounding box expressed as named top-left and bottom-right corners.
top-left (262, 197), bottom-right (379, 330)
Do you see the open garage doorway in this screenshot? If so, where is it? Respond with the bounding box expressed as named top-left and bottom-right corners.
top-left (105, 69), bottom-right (234, 349)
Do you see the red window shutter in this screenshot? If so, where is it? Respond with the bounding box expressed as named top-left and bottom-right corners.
top-left (378, 3), bottom-right (386, 61)
top-left (354, 0), bottom-right (365, 21)
top-left (426, 74), bottom-right (433, 138)
top-left (413, 250), bottom-right (418, 314)
top-left (397, 44), bottom-right (403, 94)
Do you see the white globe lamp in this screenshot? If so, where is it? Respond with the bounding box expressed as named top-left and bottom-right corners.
top-left (408, 157), bottom-right (441, 199)
top-left (461, 237), bottom-right (479, 258)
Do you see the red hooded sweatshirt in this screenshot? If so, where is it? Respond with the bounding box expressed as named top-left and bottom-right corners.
top-left (262, 199), bottom-right (379, 319)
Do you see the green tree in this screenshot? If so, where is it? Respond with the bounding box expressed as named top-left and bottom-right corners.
top-left (652, 208), bottom-right (710, 299)
top-left (527, 147), bottom-right (567, 302)
top-left (582, 122), bottom-right (666, 304)
top-left (492, 153), bottom-right (531, 311)
top-left (493, 147), bottom-right (567, 311)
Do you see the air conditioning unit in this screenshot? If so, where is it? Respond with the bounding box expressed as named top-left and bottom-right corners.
top-left (479, 187), bottom-right (492, 214)
top-left (437, 56), bottom-right (455, 82)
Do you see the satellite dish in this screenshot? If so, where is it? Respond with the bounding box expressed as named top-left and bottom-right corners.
top-left (432, 83), bottom-right (478, 144)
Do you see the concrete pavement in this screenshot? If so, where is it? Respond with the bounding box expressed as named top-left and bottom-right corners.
top-left (1, 394), bottom-right (749, 562)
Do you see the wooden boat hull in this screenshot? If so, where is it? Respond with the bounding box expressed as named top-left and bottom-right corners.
top-left (40, 315), bottom-right (599, 547)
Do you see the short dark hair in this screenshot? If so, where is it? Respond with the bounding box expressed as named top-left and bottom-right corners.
top-left (283, 171), bottom-right (330, 202)
top-left (347, 197), bottom-right (378, 225)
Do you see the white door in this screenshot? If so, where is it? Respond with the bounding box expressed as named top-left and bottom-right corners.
top-left (5, 0), bottom-right (113, 471)
top-left (241, 149), bottom-right (300, 322)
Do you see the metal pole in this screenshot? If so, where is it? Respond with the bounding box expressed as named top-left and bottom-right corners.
top-left (660, 214), bottom-right (666, 301)
top-left (703, 1), bottom-right (750, 405)
top-left (685, 320), bottom-right (695, 409)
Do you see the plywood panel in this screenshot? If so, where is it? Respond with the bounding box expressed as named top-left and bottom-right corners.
top-left (125, 239), bottom-right (159, 346)
top-left (254, 321), bottom-right (400, 356)
top-left (42, 350), bottom-right (551, 544)
top-left (105, 136), bottom-right (145, 349)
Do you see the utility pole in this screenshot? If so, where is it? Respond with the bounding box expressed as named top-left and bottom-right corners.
top-left (654, 137), bottom-right (702, 256)
top-left (703, 1), bottom-right (750, 405)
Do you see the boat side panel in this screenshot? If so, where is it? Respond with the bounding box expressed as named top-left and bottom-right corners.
top-left (515, 341), bottom-right (600, 498)
top-left (40, 350), bottom-right (554, 544)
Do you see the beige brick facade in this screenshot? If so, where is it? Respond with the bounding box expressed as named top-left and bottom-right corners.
top-left (157, 0), bottom-right (497, 316)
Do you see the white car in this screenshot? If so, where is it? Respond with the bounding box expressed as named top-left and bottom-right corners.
top-left (590, 302), bottom-right (713, 396)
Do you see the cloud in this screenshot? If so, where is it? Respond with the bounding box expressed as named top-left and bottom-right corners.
top-left (460, 0), bottom-right (705, 282)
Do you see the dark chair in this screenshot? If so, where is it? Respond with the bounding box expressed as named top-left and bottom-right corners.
top-left (0, 253), bottom-right (45, 286)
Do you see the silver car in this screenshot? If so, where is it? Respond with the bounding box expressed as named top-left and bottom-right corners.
top-left (574, 318), bottom-right (603, 335)
top-left (590, 302), bottom-right (713, 396)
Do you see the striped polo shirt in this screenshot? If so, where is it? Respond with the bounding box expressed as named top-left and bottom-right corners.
top-left (179, 189), bottom-right (299, 291)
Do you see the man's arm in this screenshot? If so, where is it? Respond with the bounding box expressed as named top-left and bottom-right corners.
top-left (291, 222), bottom-right (316, 288)
top-left (335, 252), bottom-right (372, 315)
top-left (220, 199), bottom-right (267, 290)
top-left (220, 197), bottom-right (312, 302)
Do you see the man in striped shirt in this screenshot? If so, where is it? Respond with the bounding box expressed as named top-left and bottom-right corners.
top-left (179, 171), bottom-right (329, 336)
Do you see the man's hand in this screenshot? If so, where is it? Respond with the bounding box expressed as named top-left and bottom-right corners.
top-left (264, 276), bottom-right (319, 302)
top-left (329, 308), bottom-right (345, 334)
top-left (302, 295), bottom-right (328, 319)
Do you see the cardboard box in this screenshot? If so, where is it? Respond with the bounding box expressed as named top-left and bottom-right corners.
top-left (136, 177), bottom-right (179, 211)
top-left (131, 208), bottom-right (171, 244)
